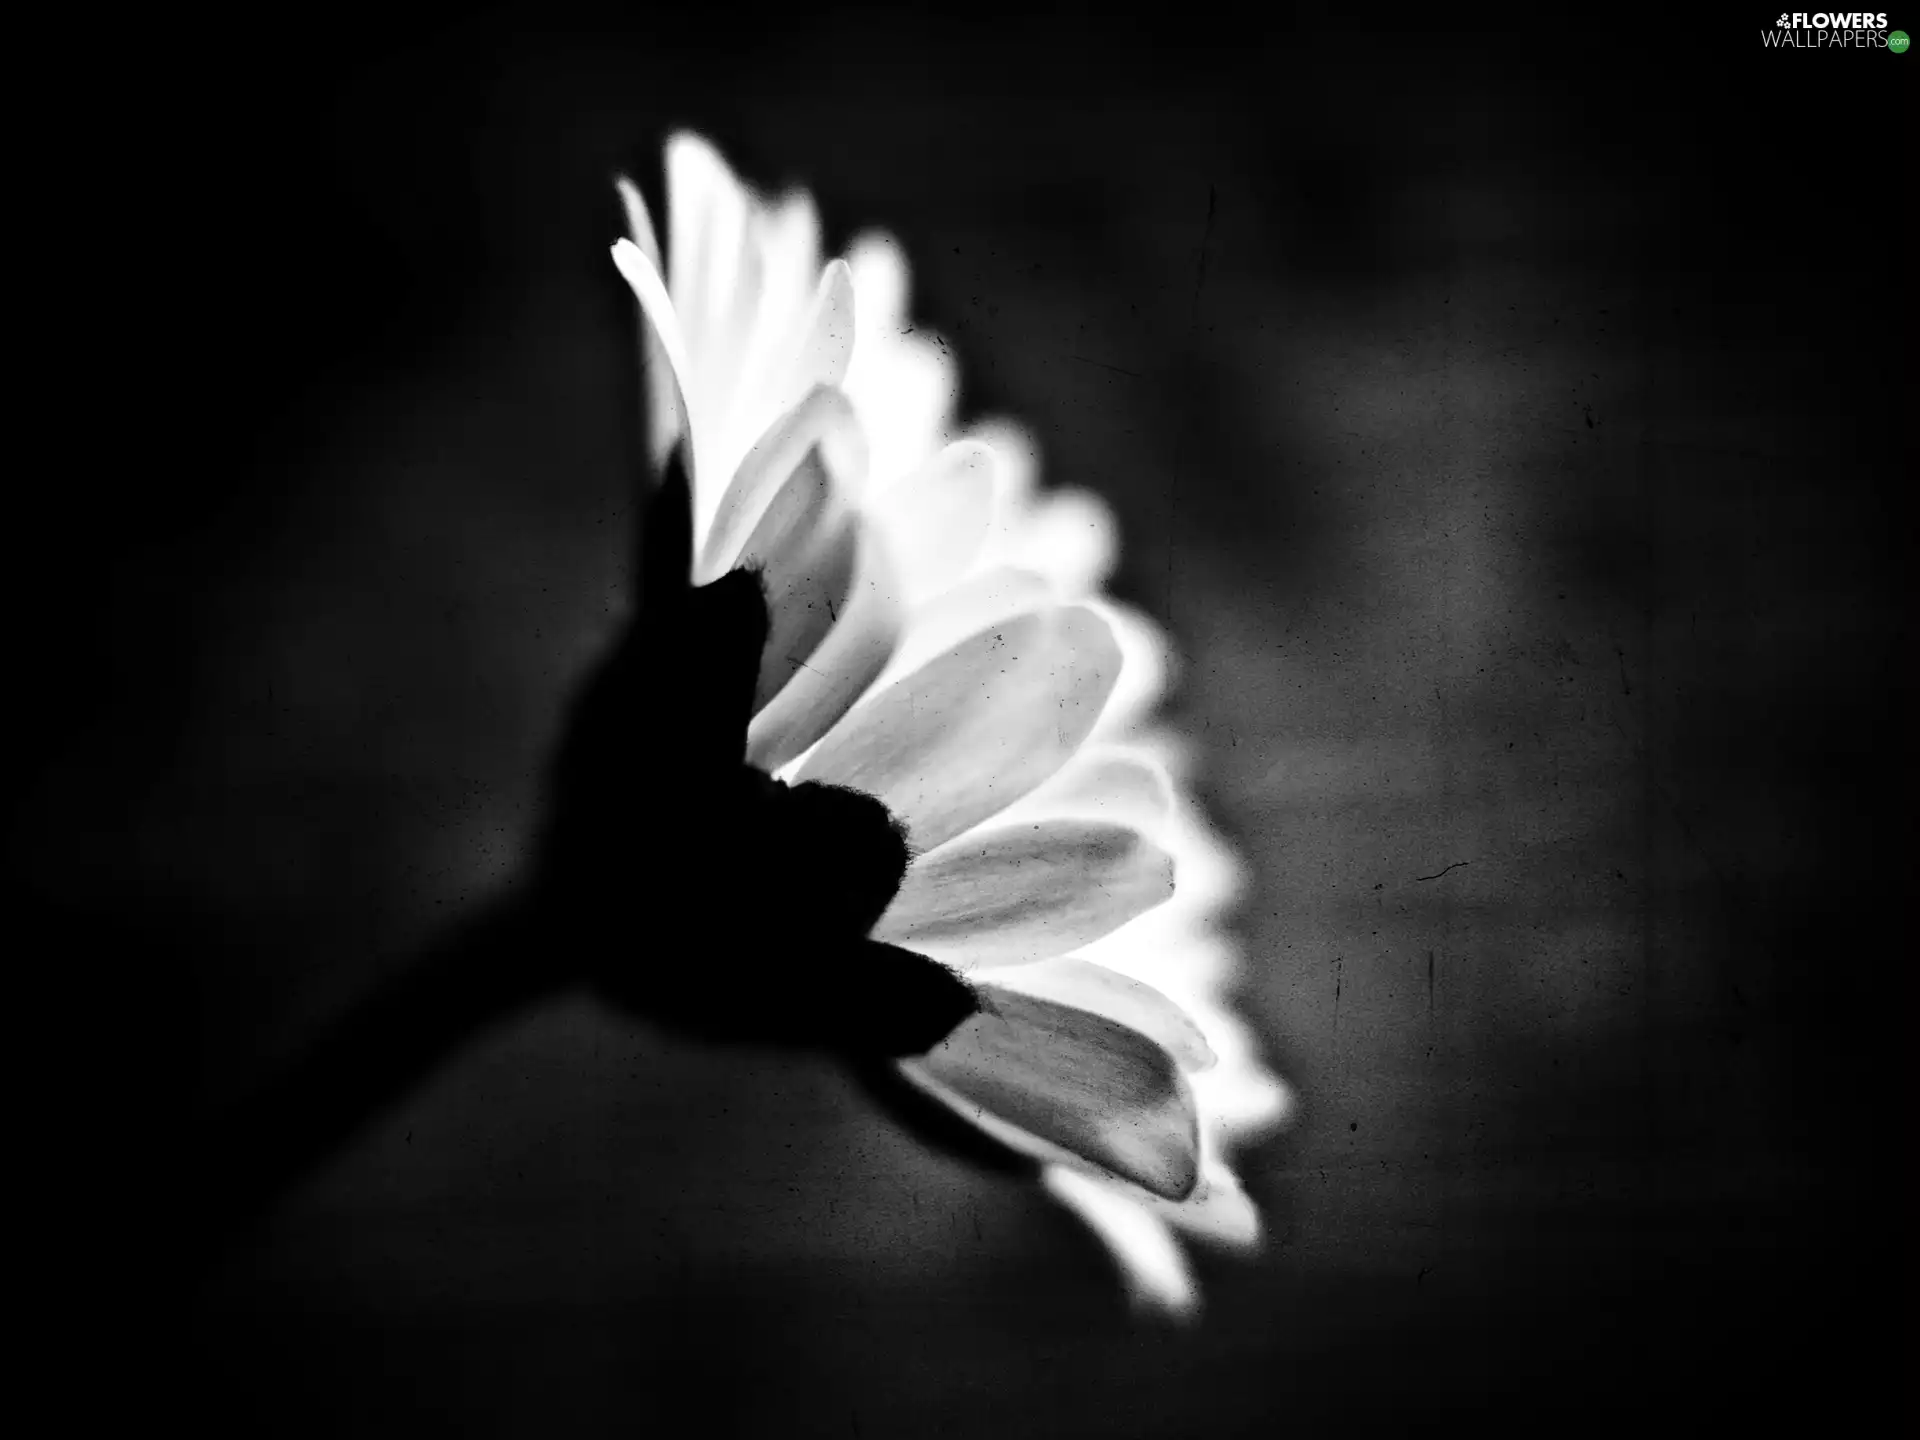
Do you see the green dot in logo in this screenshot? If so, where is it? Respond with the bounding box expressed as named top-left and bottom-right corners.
top-left (1891, 29), bottom-right (1911, 52)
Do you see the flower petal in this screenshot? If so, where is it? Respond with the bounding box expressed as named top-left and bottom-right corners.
top-left (748, 523), bottom-right (902, 774)
top-left (1021, 747), bottom-right (1173, 830)
top-left (615, 179), bottom-right (682, 468)
top-left (611, 238), bottom-right (698, 487)
top-left (699, 385), bottom-right (860, 581)
top-left (876, 566), bottom-right (1056, 693)
top-left (845, 234), bottom-right (956, 486)
top-left (1042, 1165), bottom-right (1198, 1317)
top-left (1083, 599), bottom-right (1175, 744)
top-left (985, 958), bottom-right (1215, 1073)
top-left (731, 448), bottom-right (860, 714)
top-left (710, 192), bottom-right (826, 469)
top-left (723, 260), bottom-right (858, 488)
top-left (776, 259), bottom-right (857, 413)
top-left (665, 131), bottom-right (750, 344)
top-left (798, 605), bottom-right (1121, 851)
top-left (969, 421), bottom-right (1115, 597)
top-left (904, 986), bottom-right (1200, 1201)
top-left (1006, 487), bottom-right (1119, 595)
top-left (866, 439), bottom-right (996, 606)
top-left (755, 194), bottom-right (827, 337)
top-left (1145, 1163), bottom-right (1261, 1247)
top-left (875, 822), bottom-right (1174, 969)
top-left (1190, 1023), bottom-right (1295, 1136)
top-left (615, 176), bottom-right (663, 272)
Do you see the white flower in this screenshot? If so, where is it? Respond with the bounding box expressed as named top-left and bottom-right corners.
top-left (610, 133), bottom-right (1291, 1317)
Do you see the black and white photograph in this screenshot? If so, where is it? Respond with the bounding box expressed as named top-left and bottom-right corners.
top-left (16, 9), bottom-right (1908, 1435)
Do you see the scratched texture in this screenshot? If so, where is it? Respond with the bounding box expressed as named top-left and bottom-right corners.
top-left (20, 14), bottom-right (1904, 1437)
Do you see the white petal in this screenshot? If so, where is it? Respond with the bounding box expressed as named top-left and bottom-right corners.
top-left (611, 238), bottom-right (698, 489)
top-left (1042, 1166), bottom-right (1198, 1318)
top-left (797, 605), bottom-right (1121, 851)
top-left (876, 566), bottom-right (1057, 693)
top-left (1016, 747), bottom-right (1173, 831)
top-left (783, 259), bottom-right (858, 406)
top-left (756, 194), bottom-right (826, 328)
top-left (699, 221), bottom-right (769, 445)
top-left (615, 175), bottom-right (663, 272)
top-left (615, 178), bottom-right (681, 467)
top-left (845, 232), bottom-right (908, 331)
top-left (665, 131), bottom-right (751, 341)
top-left (971, 422), bottom-right (1117, 597)
top-left (698, 385), bottom-right (860, 581)
top-left (1146, 1163), bottom-right (1261, 1248)
top-left (1007, 487), bottom-right (1119, 595)
top-left (1083, 599), bottom-right (1174, 742)
top-left (866, 439), bottom-right (997, 607)
top-left (662, 132), bottom-right (770, 525)
top-left (1191, 1024), bottom-right (1296, 1137)
top-left (704, 195), bottom-right (825, 471)
top-left (876, 822), bottom-right (1173, 969)
top-left (845, 233), bottom-right (957, 485)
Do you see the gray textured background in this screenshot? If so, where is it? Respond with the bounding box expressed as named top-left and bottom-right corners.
top-left (20, 13), bottom-right (1904, 1436)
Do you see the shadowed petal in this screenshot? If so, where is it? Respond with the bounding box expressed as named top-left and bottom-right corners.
top-left (986, 958), bottom-right (1215, 1073)
top-left (798, 606), bottom-right (1121, 851)
top-left (902, 987), bottom-right (1200, 1201)
top-left (748, 524), bottom-right (901, 773)
top-left (732, 449), bottom-right (860, 714)
top-left (876, 822), bottom-right (1174, 969)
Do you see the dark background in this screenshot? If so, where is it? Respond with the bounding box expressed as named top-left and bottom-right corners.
top-left (18, 11), bottom-right (1908, 1436)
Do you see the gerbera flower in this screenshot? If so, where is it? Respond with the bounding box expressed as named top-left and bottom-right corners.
top-left (609, 134), bottom-right (1290, 1316)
